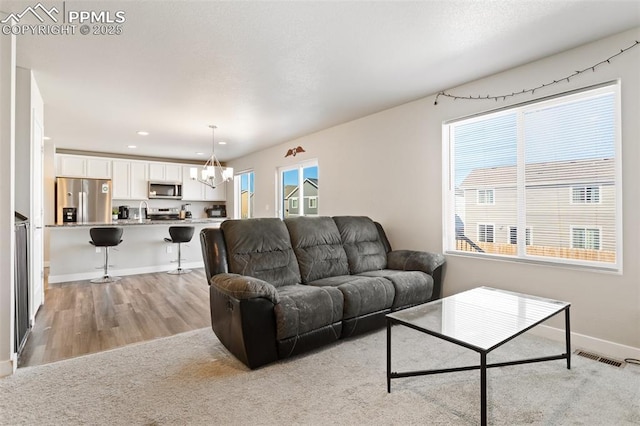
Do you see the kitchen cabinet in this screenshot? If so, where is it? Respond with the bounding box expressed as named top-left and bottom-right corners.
top-left (181, 165), bottom-right (227, 201)
top-left (206, 168), bottom-right (227, 201)
top-left (112, 160), bottom-right (149, 200)
top-left (149, 162), bottom-right (182, 182)
top-left (56, 154), bottom-right (111, 179)
top-left (181, 165), bottom-right (203, 200)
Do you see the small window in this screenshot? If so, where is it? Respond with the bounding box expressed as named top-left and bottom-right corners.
top-left (572, 227), bottom-right (601, 250)
top-left (509, 226), bottom-right (531, 245)
top-left (235, 170), bottom-right (254, 219)
top-left (279, 161), bottom-right (319, 218)
top-left (477, 189), bottom-right (495, 205)
top-left (571, 186), bottom-right (600, 204)
top-left (478, 224), bottom-right (494, 243)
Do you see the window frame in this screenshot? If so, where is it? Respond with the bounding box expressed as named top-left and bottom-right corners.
top-left (234, 169), bottom-right (255, 219)
top-left (277, 159), bottom-right (319, 219)
top-left (442, 81), bottom-right (621, 271)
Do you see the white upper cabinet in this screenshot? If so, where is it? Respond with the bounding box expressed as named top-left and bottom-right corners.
top-left (56, 154), bottom-right (225, 201)
top-left (181, 165), bottom-right (203, 201)
top-left (181, 165), bottom-right (227, 201)
top-left (149, 162), bottom-right (182, 182)
top-left (87, 158), bottom-right (112, 178)
top-left (206, 167), bottom-right (227, 201)
top-left (111, 161), bottom-right (130, 199)
top-left (112, 160), bottom-right (149, 200)
top-left (56, 155), bottom-right (86, 177)
top-left (130, 162), bottom-right (149, 199)
top-left (56, 154), bottom-right (111, 179)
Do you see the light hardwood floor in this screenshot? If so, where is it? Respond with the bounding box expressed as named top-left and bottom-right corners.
top-left (18, 269), bottom-right (211, 368)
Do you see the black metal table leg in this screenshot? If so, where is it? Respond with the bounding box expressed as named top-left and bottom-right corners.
top-left (565, 306), bottom-right (571, 369)
top-left (387, 319), bottom-right (391, 393)
top-left (481, 352), bottom-right (487, 426)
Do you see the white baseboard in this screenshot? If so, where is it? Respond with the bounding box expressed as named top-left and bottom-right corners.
top-left (528, 324), bottom-right (640, 361)
top-left (48, 261), bottom-right (204, 284)
top-left (0, 357), bottom-right (16, 377)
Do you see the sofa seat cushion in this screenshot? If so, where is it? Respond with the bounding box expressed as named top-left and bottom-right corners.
top-left (333, 216), bottom-right (387, 274)
top-left (285, 216), bottom-right (350, 283)
top-left (221, 218), bottom-right (301, 287)
top-left (358, 270), bottom-right (434, 309)
top-left (274, 285), bottom-right (343, 341)
top-left (309, 275), bottom-right (394, 319)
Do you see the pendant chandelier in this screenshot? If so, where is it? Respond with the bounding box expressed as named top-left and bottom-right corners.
top-left (189, 125), bottom-right (234, 189)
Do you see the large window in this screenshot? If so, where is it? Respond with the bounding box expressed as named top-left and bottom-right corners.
top-left (279, 161), bottom-right (318, 218)
top-left (235, 170), bottom-right (254, 219)
top-left (444, 82), bottom-right (620, 269)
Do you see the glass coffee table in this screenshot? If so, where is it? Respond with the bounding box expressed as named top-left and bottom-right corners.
top-left (386, 286), bottom-right (571, 426)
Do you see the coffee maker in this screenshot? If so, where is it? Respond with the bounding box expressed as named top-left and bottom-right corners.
top-left (118, 205), bottom-right (130, 219)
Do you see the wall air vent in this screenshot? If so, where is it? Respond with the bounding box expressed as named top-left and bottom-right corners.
top-left (574, 350), bottom-right (625, 368)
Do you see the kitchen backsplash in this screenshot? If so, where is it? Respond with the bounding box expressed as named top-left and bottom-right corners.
top-left (112, 199), bottom-right (225, 219)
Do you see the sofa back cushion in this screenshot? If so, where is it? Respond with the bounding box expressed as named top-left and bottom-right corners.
top-left (332, 216), bottom-right (387, 274)
top-left (221, 218), bottom-right (301, 288)
top-left (285, 216), bottom-right (350, 283)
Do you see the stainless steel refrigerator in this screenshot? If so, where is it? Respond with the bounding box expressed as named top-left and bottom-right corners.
top-left (56, 177), bottom-right (112, 224)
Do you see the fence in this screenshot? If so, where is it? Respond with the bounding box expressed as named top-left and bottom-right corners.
top-left (455, 240), bottom-right (615, 263)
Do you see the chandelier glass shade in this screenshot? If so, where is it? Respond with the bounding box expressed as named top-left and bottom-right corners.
top-left (190, 125), bottom-right (233, 189)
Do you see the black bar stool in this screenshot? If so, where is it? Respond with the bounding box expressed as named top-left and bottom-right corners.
top-left (164, 226), bottom-right (195, 274)
top-left (89, 227), bottom-right (123, 283)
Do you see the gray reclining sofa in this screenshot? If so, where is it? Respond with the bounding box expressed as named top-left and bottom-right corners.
top-left (200, 215), bottom-right (445, 369)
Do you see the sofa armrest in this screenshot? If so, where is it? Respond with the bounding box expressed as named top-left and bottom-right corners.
top-left (210, 273), bottom-right (280, 304)
top-left (387, 250), bottom-right (445, 275)
top-left (387, 250), bottom-right (446, 299)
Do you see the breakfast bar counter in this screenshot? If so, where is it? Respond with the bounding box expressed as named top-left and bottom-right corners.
top-left (47, 219), bottom-right (225, 283)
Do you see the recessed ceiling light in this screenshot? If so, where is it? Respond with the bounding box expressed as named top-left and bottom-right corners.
top-left (128, 145), bottom-right (137, 149)
top-left (136, 131), bottom-right (149, 136)
top-left (196, 152), bottom-right (204, 156)
top-left (43, 136), bottom-right (51, 140)
top-left (218, 141), bottom-right (227, 145)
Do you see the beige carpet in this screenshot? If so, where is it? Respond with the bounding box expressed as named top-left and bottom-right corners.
top-left (1, 326), bottom-right (638, 425)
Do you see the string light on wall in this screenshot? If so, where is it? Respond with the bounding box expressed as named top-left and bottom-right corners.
top-left (434, 40), bottom-right (639, 105)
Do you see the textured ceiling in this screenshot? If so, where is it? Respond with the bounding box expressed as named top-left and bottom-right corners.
top-left (2, 0), bottom-right (639, 161)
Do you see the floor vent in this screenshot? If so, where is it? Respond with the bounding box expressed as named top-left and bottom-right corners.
top-left (574, 350), bottom-right (625, 368)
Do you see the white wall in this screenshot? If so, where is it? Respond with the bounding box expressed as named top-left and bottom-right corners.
top-left (0, 17), bottom-right (17, 376)
top-left (14, 68), bottom-right (30, 216)
top-left (228, 28), bottom-right (640, 356)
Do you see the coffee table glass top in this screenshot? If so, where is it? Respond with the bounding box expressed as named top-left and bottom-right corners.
top-left (387, 286), bottom-right (570, 351)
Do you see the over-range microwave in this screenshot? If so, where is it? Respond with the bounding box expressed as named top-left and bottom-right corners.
top-left (148, 181), bottom-right (182, 199)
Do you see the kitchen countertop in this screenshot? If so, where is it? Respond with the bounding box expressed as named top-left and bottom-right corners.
top-left (46, 218), bottom-right (227, 228)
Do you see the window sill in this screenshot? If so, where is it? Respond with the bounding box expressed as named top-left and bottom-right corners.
top-left (444, 250), bottom-right (622, 275)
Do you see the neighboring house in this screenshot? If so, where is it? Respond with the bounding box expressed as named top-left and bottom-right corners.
top-left (240, 189), bottom-right (254, 219)
top-left (459, 158), bottom-right (615, 252)
top-left (284, 178), bottom-right (319, 216)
